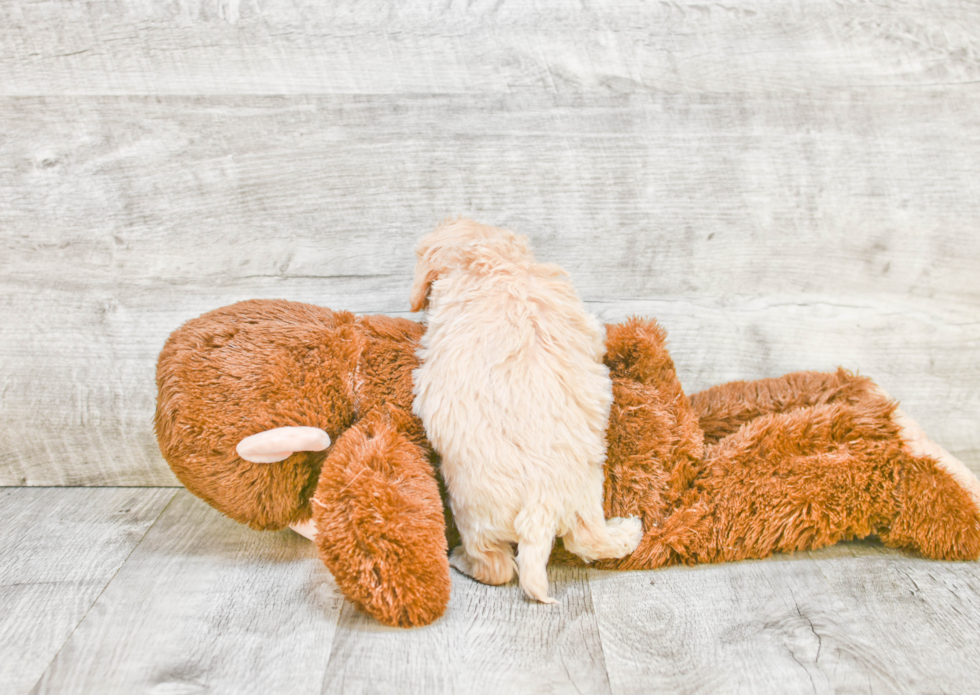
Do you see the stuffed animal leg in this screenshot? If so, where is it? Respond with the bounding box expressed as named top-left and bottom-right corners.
top-left (595, 322), bottom-right (980, 570)
top-left (689, 370), bottom-right (980, 558)
top-left (612, 370), bottom-right (980, 568)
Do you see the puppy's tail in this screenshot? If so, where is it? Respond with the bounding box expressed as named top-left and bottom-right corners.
top-left (515, 512), bottom-right (558, 604)
top-left (563, 512), bottom-right (643, 562)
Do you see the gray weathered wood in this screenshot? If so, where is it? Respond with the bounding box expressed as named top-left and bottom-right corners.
top-left (590, 549), bottom-right (980, 695)
top-left (322, 565), bottom-right (611, 695)
top-left (13, 490), bottom-right (979, 695)
top-left (2, 0), bottom-right (979, 95)
top-left (1, 90), bottom-right (978, 485)
top-left (30, 489), bottom-right (343, 695)
top-left (0, 487), bottom-right (176, 695)
top-left (2, 0), bottom-right (979, 691)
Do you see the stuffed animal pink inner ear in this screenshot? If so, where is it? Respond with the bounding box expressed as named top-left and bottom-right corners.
top-left (236, 426), bottom-right (331, 463)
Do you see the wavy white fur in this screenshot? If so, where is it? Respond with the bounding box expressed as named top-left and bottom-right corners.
top-left (410, 219), bottom-right (642, 603)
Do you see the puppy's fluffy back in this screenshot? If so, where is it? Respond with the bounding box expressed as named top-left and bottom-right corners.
top-left (412, 220), bottom-right (612, 534)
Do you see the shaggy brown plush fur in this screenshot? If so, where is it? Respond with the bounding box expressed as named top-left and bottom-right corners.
top-left (156, 300), bottom-right (980, 628)
top-left (157, 301), bottom-right (449, 627)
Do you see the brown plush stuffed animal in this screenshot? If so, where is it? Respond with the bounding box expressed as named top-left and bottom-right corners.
top-left (155, 299), bottom-right (980, 628)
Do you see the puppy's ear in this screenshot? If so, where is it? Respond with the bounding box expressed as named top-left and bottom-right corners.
top-left (410, 251), bottom-right (439, 312)
top-left (505, 232), bottom-right (532, 260)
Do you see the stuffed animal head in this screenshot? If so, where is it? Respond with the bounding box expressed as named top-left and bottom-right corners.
top-left (409, 217), bottom-right (534, 312)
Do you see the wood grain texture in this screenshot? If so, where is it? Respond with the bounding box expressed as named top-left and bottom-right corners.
top-left (13, 491), bottom-right (977, 695)
top-left (30, 489), bottom-right (343, 695)
top-left (1, 0), bottom-right (979, 95)
top-left (322, 565), bottom-right (611, 695)
top-left (0, 487), bottom-right (176, 695)
top-left (3, 1), bottom-right (979, 692)
top-left (1, 90), bottom-right (978, 484)
top-left (590, 548), bottom-right (980, 695)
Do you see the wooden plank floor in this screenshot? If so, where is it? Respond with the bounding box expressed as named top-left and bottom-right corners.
top-left (0, 488), bottom-right (177, 694)
top-left (4, 487), bottom-right (979, 695)
top-left (28, 489), bottom-right (342, 695)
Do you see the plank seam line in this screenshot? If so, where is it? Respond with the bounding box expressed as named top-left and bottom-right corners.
top-left (318, 591), bottom-right (356, 690)
top-left (0, 485), bottom-right (185, 489)
top-left (583, 569), bottom-right (616, 695)
top-left (25, 487), bottom-right (181, 694)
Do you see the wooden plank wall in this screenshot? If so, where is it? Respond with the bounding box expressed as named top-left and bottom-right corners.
top-left (1, 0), bottom-right (978, 485)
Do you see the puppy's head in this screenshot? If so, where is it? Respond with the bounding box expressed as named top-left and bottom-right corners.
top-left (410, 218), bottom-right (533, 312)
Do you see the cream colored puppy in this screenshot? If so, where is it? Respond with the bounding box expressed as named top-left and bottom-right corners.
top-left (410, 218), bottom-right (643, 603)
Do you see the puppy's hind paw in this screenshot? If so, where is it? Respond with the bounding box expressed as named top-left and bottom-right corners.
top-left (450, 544), bottom-right (516, 586)
top-left (449, 545), bottom-right (478, 577)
